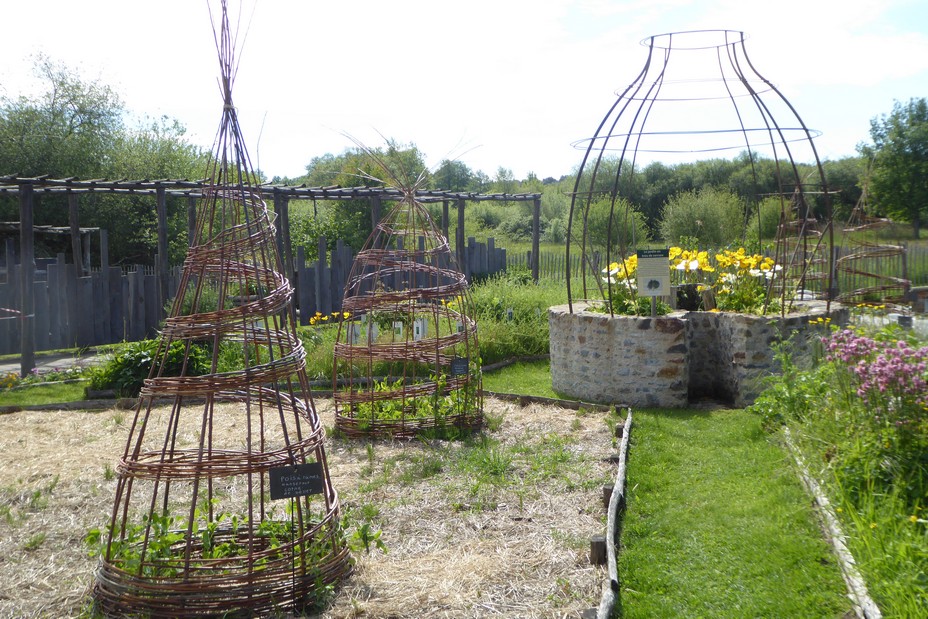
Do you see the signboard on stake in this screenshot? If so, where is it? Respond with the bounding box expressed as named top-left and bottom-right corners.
top-left (636, 249), bottom-right (670, 298)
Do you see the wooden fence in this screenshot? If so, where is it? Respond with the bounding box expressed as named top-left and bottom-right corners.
top-left (0, 236), bottom-right (507, 355)
top-left (1, 239), bottom-right (924, 356)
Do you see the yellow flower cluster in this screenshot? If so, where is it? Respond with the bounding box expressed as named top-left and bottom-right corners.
top-left (715, 248), bottom-right (776, 273)
top-left (602, 255), bottom-right (638, 282)
top-left (1, 371), bottom-right (19, 390)
top-left (669, 247), bottom-right (714, 273)
top-left (309, 310), bottom-right (350, 326)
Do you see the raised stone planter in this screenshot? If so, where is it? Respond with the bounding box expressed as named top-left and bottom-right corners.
top-left (549, 301), bottom-right (848, 408)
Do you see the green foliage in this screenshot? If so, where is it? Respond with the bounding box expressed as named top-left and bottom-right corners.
top-left (88, 339), bottom-right (209, 397)
top-left (749, 319), bottom-right (928, 613)
top-left (469, 274), bottom-right (565, 364)
top-left (744, 195), bottom-right (783, 249)
top-left (0, 55), bottom-right (123, 178)
top-left (863, 97), bottom-right (928, 238)
top-left (0, 57), bottom-right (207, 266)
top-left (582, 196), bottom-right (651, 251)
top-left (659, 186), bottom-right (745, 247)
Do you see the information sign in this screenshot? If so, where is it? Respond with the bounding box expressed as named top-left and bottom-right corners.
top-left (636, 248), bottom-right (670, 298)
top-left (269, 462), bottom-right (324, 500)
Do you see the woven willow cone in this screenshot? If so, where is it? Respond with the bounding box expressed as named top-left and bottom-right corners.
top-left (92, 3), bottom-right (350, 616)
top-left (332, 152), bottom-right (482, 439)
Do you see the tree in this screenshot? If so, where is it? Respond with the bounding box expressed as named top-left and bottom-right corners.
top-left (0, 57), bottom-right (212, 266)
top-left (861, 98), bottom-right (928, 238)
top-left (297, 140), bottom-right (429, 251)
top-left (432, 159), bottom-right (473, 191)
top-left (0, 55), bottom-right (124, 178)
top-left (659, 186), bottom-right (745, 248)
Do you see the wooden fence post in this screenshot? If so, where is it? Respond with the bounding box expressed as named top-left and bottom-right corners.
top-left (156, 186), bottom-right (169, 313)
top-left (19, 182), bottom-right (35, 376)
top-left (68, 191), bottom-right (84, 277)
top-left (532, 197), bottom-right (541, 283)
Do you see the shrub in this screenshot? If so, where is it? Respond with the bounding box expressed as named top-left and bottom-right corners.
top-left (89, 339), bottom-right (209, 397)
top-left (659, 186), bottom-right (745, 247)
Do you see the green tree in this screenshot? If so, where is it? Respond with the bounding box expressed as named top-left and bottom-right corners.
top-left (0, 55), bottom-right (124, 178)
top-left (432, 159), bottom-right (473, 191)
top-left (861, 98), bottom-right (928, 238)
top-left (297, 140), bottom-right (428, 251)
top-left (0, 58), bottom-right (208, 266)
top-left (659, 186), bottom-right (745, 248)
top-left (584, 196), bottom-right (650, 251)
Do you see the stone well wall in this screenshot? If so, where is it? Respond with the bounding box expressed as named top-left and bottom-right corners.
top-left (549, 301), bottom-right (848, 408)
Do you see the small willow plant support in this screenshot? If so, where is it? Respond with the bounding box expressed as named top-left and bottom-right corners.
top-left (90, 3), bottom-right (350, 616)
top-left (332, 142), bottom-right (483, 439)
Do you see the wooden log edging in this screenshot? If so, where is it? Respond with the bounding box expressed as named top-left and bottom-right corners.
top-left (784, 427), bottom-right (882, 619)
top-left (596, 408), bottom-right (632, 619)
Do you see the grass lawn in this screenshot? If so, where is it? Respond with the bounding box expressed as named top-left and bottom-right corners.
top-left (482, 359), bottom-right (563, 399)
top-left (619, 408), bottom-right (851, 618)
top-left (0, 381), bottom-right (87, 407)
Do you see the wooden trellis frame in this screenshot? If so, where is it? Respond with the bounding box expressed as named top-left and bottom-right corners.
top-left (91, 2), bottom-right (350, 615)
top-left (332, 153), bottom-right (482, 439)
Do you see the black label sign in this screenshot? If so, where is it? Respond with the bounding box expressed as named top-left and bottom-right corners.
top-left (450, 356), bottom-right (470, 376)
top-left (269, 462), bottom-right (324, 500)
top-left (637, 248), bottom-right (669, 258)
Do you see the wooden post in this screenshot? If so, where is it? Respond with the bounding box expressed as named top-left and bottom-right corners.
top-left (274, 191), bottom-right (293, 278)
top-left (19, 182), bottom-right (35, 376)
top-left (371, 194), bottom-right (382, 232)
top-left (441, 199), bottom-right (450, 240)
top-left (68, 192), bottom-right (84, 277)
top-left (187, 195), bottom-right (198, 247)
top-left (156, 186), bottom-right (169, 310)
top-left (532, 197), bottom-right (541, 282)
top-left (456, 198), bottom-right (466, 268)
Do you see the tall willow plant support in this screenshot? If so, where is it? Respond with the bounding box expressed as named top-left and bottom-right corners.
top-left (566, 30), bottom-right (834, 314)
top-left (333, 147), bottom-right (482, 439)
top-left (91, 3), bottom-right (350, 616)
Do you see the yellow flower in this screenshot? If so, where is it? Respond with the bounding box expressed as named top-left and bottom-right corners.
top-left (910, 515), bottom-right (918, 523)
top-left (343, 311), bottom-right (351, 319)
top-left (836, 507), bottom-right (843, 513)
top-left (870, 522), bottom-right (877, 529)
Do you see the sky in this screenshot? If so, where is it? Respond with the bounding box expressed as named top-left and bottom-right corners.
top-left (1, 0), bottom-right (927, 182)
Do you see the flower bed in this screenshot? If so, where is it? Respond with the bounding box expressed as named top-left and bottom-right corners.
top-left (549, 301), bottom-right (848, 407)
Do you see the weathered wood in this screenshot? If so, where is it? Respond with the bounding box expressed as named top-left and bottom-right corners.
top-left (47, 259), bottom-right (62, 349)
top-left (156, 186), bottom-right (169, 309)
top-left (19, 182), bottom-right (35, 376)
top-left (33, 279), bottom-right (49, 351)
top-left (456, 198), bottom-right (466, 270)
top-left (68, 192), bottom-right (84, 277)
top-left (187, 195), bottom-right (198, 248)
top-left (441, 199), bottom-right (449, 239)
top-left (590, 535), bottom-right (607, 565)
top-left (532, 197), bottom-right (541, 282)
top-left (107, 266), bottom-right (125, 342)
top-left (371, 194), bottom-right (382, 232)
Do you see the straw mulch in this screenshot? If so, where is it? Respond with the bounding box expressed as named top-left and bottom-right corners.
top-left (0, 396), bottom-right (613, 618)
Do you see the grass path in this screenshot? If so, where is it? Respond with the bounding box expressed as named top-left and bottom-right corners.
top-left (619, 408), bottom-right (852, 618)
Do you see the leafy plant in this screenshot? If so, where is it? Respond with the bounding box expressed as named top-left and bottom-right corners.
top-left (88, 339), bottom-right (209, 397)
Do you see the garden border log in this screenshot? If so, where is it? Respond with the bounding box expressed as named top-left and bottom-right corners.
top-left (784, 427), bottom-right (882, 619)
top-left (597, 408), bottom-right (632, 619)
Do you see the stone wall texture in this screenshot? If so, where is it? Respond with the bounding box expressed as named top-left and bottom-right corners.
top-left (549, 302), bottom-right (848, 408)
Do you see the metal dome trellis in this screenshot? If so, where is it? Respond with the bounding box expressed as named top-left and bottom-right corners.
top-left (91, 2), bottom-right (350, 616)
top-left (332, 147), bottom-right (482, 439)
top-left (566, 29), bottom-right (834, 314)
